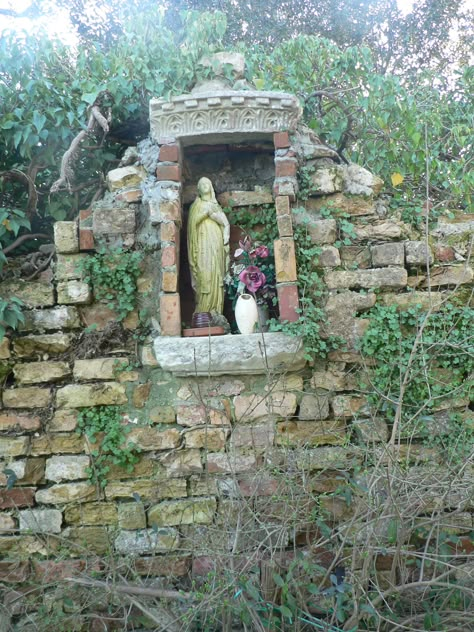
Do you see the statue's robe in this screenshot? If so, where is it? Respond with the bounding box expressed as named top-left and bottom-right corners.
top-left (187, 198), bottom-right (226, 314)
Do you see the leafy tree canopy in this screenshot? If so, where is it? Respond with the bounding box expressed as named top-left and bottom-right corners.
top-left (0, 0), bottom-right (472, 252)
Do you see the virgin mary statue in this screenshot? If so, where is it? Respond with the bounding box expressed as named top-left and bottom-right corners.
top-left (187, 177), bottom-right (230, 315)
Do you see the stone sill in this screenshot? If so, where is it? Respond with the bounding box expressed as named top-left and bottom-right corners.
top-left (153, 332), bottom-right (306, 376)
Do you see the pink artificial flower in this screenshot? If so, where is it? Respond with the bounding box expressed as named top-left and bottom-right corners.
top-left (253, 245), bottom-right (269, 258)
top-left (239, 265), bottom-right (266, 293)
top-left (239, 236), bottom-right (253, 252)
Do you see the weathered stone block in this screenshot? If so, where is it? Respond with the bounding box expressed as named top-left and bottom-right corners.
top-left (234, 392), bottom-right (297, 422)
top-left (49, 410), bottom-right (78, 432)
top-left (0, 281), bottom-right (54, 308)
top-left (56, 382), bottom-right (127, 408)
top-left (277, 213), bottom-right (293, 237)
top-left (13, 333), bottom-right (74, 358)
top-left (184, 427), bottom-right (228, 451)
top-left (405, 241), bottom-right (434, 266)
top-left (295, 446), bottom-right (360, 471)
top-left (35, 482), bottom-right (96, 504)
top-left (19, 307), bottom-right (81, 331)
top-left (293, 215), bottom-right (337, 245)
top-left (31, 433), bottom-right (85, 455)
top-left (422, 265), bottom-right (473, 287)
top-left (93, 206), bottom-right (136, 234)
top-left (332, 395), bottom-right (368, 418)
top-left (274, 238), bottom-right (297, 283)
top-left (160, 449), bottom-right (202, 477)
top-left (0, 413), bottom-right (41, 432)
top-left (306, 193), bottom-right (376, 217)
top-left (0, 437), bottom-right (30, 458)
top-left (308, 165), bottom-right (344, 195)
top-left (379, 291), bottom-right (445, 311)
top-left (342, 164), bottom-right (383, 196)
top-left (162, 267), bottom-right (178, 292)
top-left (73, 357), bottom-right (128, 381)
top-left (0, 458), bottom-right (45, 486)
top-left (371, 243), bottom-right (405, 267)
top-left (352, 222), bottom-right (402, 240)
top-left (0, 338), bottom-right (10, 359)
top-left (275, 195), bottom-right (290, 216)
top-left (118, 502), bottom-right (146, 529)
top-left (316, 246), bottom-right (341, 267)
top-left (340, 246), bottom-right (371, 269)
top-left (0, 487), bottom-right (35, 509)
top-left (106, 166), bottom-right (146, 191)
top-left (54, 254), bottom-right (87, 281)
top-left (133, 555), bottom-right (191, 577)
top-left (324, 268), bottom-right (407, 289)
top-left (104, 479), bottom-right (187, 502)
top-left (229, 423), bottom-right (275, 449)
top-left (149, 405), bottom-right (175, 424)
top-left (299, 393), bottom-right (330, 420)
top-left (217, 190), bottom-right (273, 207)
top-left (64, 502), bottom-right (117, 525)
top-left (64, 526), bottom-right (111, 554)
top-left (154, 332), bottom-right (306, 376)
top-left (57, 280), bottom-right (91, 305)
top-left (115, 528), bottom-right (179, 554)
top-left (311, 369), bottom-right (355, 392)
top-left (148, 498), bottom-right (217, 527)
top-left (19, 509), bottom-right (62, 534)
top-left (282, 418), bottom-right (345, 447)
top-left (125, 427), bottom-right (181, 451)
top-left (13, 361), bottom-right (70, 385)
top-left (206, 452), bottom-right (257, 474)
top-left (45, 455), bottom-right (90, 482)
top-left (2, 387), bottom-right (51, 409)
top-left (116, 188), bottom-right (142, 203)
top-left (0, 560), bottom-right (30, 582)
top-left (132, 382), bottom-right (151, 408)
top-left (353, 418), bottom-right (389, 442)
top-left (150, 198), bottom-right (181, 225)
top-left (54, 221), bottom-right (79, 254)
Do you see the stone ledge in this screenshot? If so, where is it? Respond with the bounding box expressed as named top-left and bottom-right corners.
top-left (153, 332), bottom-right (306, 376)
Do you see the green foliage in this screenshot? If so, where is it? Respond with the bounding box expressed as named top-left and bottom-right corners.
top-left (270, 223), bottom-right (340, 359)
top-left (76, 406), bottom-right (141, 487)
top-left (360, 302), bottom-right (474, 454)
top-left (226, 204), bottom-right (279, 245)
top-left (79, 247), bottom-right (143, 320)
top-left (247, 37), bottom-right (473, 218)
top-left (0, 297), bottom-right (24, 341)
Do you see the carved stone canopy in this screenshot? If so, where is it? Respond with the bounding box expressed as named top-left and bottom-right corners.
top-left (149, 90), bottom-right (302, 145)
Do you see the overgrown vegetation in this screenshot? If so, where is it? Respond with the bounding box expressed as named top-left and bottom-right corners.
top-left (77, 405), bottom-right (141, 488)
top-left (79, 246), bottom-right (143, 320)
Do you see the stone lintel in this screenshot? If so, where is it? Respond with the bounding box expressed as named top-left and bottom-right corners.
top-left (153, 332), bottom-right (306, 376)
top-left (150, 90), bottom-right (302, 143)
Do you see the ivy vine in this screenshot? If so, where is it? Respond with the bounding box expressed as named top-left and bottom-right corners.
top-left (79, 247), bottom-right (143, 320)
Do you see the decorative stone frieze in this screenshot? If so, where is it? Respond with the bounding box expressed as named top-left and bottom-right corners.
top-left (150, 91), bottom-right (301, 143)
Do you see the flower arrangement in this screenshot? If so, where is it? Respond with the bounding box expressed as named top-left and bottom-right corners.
top-left (225, 235), bottom-right (276, 308)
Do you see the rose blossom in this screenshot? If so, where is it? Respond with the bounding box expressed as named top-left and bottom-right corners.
top-left (253, 245), bottom-right (269, 258)
top-left (239, 265), bottom-right (266, 293)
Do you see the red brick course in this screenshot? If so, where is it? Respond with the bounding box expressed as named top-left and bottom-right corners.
top-left (273, 131), bottom-right (290, 149)
top-left (160, 293), bottom-right (181, 336)
top-left (159, 144), bottom-right (180, 163)
top-left (277, 283), bottom-right (299, 322)
top-left (156, 164), bottom-right (181, 182)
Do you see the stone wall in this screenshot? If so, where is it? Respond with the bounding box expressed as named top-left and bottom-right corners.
top-left (0, 125), bottom-right (473, 628)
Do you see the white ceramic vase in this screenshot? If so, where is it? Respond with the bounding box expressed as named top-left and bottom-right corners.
top-left (235, 293), bottom-right (259, 334)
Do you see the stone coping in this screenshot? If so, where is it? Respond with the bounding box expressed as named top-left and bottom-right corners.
top-left (153, 332), bottom-right (306, 376)
top-left (150, 90), bottom-right (302, 142)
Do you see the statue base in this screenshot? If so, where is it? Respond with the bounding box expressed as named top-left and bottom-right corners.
top-left (182, 326), bottom-right (225, 337)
